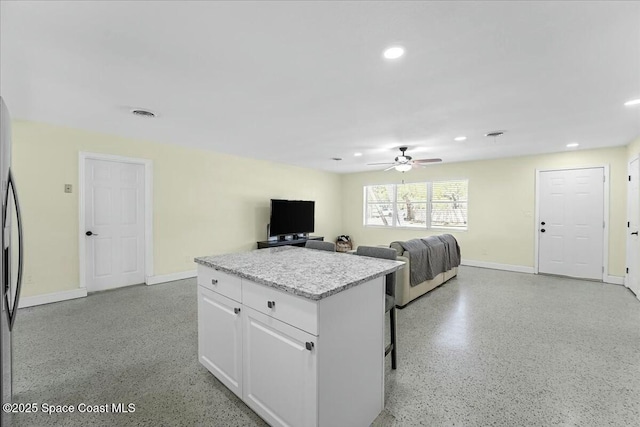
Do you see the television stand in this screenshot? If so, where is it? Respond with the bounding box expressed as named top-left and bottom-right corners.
top-left (257, 236), bottom-right (324, 249)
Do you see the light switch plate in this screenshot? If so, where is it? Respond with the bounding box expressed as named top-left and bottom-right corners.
top-left (64, 184), bottom-right (72, 193)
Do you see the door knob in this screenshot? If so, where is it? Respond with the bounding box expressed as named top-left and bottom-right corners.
top-left (540, 229), bottom-right (546, 233)
top-left (234, 308), bottom-right (241, 315)
top-left (632, 231), bottom-right (639, 236)
top-left (305, 342), bottom-right (314, 351)
top-left (541, 221), bottom-right (546, 225)
top-left (267, 301), bottom-right (276, 309)
top-left (85, 231), bottom-right (98, 236)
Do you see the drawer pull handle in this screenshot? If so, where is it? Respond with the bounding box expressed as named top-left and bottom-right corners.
top-left (234, 308), bottom-right (241, 315)
top-left (305, 342), bottom-right (314, 351)
top-left (211, 279), bottom-right (218, 285)
top-left (267, 301), bottom-right (276, 309)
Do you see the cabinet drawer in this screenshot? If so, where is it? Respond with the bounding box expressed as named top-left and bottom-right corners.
top-left (197, 265), bottom-right (242, 302)
top-left (242, 280), bottom-right (318, 336)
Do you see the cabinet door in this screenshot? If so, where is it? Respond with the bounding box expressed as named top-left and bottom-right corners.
top-left (242, 307), bottom-right (317, 427)
top-left (197, 286), bottom-right (243, 398)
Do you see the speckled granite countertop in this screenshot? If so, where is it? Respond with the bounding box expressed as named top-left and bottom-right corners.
top-left (194, 246), bottom-right (402, 301)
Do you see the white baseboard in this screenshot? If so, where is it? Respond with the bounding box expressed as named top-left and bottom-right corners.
top-left (19, 288), bottom-right (87, 309)
top-left (17, 271), bottom-right (197, 308)
top-left (605, 275), bottom-right (624, 285)
top-left (461, 260), bottom-right (625, 284)
top-left (461, 259), bottom-right (535, 274)
top-left (146, 270), bottom-right (197, 285)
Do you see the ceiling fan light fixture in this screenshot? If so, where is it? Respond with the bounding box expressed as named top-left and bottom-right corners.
top-left (395, 164), bottom-right (412, 172)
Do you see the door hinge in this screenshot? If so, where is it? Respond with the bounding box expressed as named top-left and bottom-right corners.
top-left (627, 267), bottom-right (629, 274)
top-left (602, 266), bottom-right (604, 273)
top-left (630, 175), bottom-right (632, 182)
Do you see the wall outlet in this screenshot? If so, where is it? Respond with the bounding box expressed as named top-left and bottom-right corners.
top-left (64, 184), bottom-right (72, 193)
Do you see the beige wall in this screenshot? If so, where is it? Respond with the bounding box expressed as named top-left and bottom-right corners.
top-left (13, 119), bottom-right (634, 299)
top-left (12, 121), bottom-right (343, 297)
top-left (341, 147), bottom-right (628, 276)
top-left (628, 136), bottom-right (640, 160)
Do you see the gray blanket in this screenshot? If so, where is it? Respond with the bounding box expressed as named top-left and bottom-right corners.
top-left (393, 235), bottom-right (460, 287)
top-left (421, 236), bottom-right (447, 281)
top-left (436, 234), bottom-right (461, 269)
top-left (393, 239), bottom-right (429, 286)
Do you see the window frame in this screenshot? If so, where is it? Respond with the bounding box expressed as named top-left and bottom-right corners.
top-left (363, 179), bottom-right (468, 231)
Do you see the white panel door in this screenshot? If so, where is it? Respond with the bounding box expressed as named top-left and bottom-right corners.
top-left (627, 158), bottom-right (640, 298)
top-left (85, 159), bottom-right (145, 291)
top-left (538, 168), bottom-right (604, 280)
top-left (197, 286), bottom-right (243, 397)
top-left (243, 307), bottom-right (317, 427)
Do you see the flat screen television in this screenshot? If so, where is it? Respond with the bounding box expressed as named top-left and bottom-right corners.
top-left (269, 199), bottom-right (315, 238)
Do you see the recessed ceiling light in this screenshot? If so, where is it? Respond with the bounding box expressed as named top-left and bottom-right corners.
top-left (566, 143), bottom-right (579, 148)
top-left (454, 136), bottom-right (467, 141)
top-left (354, 152), bottom-right (363, 157)
top-left (131, 109), bottom-right (156, 118)
top-left (624, 98), bottom-right (640, 106)
top-left (383, 46), bottom-right (405, 60)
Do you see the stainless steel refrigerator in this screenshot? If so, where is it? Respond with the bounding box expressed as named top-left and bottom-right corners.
top-left (1, 96), bottom-right (24, 426)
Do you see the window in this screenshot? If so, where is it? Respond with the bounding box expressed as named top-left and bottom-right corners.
top-left (363, 180), bottom-right (468, 230)
top-left (431, 180), bottom-right (468, 228)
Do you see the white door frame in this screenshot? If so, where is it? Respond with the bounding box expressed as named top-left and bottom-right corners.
top-left (78, 152), bottom-right (154, 289)
top-left (626, 155), bottom-right (639, 291)
top-left (534, 165), bottom-right (610, 281)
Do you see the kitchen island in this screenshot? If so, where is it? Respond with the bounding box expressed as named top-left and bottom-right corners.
top-left (194, 246), bottom-right (402, 427)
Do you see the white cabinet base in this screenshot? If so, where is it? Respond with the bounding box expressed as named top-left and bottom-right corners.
top-left (243, 307), bottom-right (317, 427)
top-left (197, 286), bottom-right (243, 398)
top-left (197, 268), bottom-right (385, 427)
top-left (317, 278), bottom-right (385, 427)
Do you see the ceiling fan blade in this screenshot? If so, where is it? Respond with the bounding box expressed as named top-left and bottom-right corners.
top-left (412, 158), bottom-right (442, 163)
top-left (383, 165), bottom-right (398, 171)
top-left (367, 162), bottom-right (396, 166)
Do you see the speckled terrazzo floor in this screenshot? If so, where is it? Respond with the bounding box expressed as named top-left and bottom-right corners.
top-left (10, 266), bottom-right (640, 427)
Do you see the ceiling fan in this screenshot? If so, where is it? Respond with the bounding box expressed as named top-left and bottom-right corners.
top-left (367, 146), bottom-right (442, 172)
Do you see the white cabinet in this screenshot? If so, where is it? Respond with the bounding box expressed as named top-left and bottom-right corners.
top-left (197, 286), bottom-right (243, 398)
top-left (242, 307), bottom-right (317, 427)
top-left (197, 265), bottom-right (384, 427)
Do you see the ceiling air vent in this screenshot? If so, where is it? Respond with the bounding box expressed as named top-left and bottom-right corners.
top-left (131, 109), bottom-right (156, 118)
top-left (484, 131), bottom-right (504, 138)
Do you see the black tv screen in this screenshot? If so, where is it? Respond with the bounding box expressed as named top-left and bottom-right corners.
top-left (269, 199), bottom-right (315, 237)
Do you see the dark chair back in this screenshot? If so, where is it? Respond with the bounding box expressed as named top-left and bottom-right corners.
top-left (355, 246), bottom-right (397, 297)
top-left (305, 240), bottom-right (336, 252)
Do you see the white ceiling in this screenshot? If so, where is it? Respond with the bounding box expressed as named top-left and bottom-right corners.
top-left (1, 1), bottom-right (639, 173)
